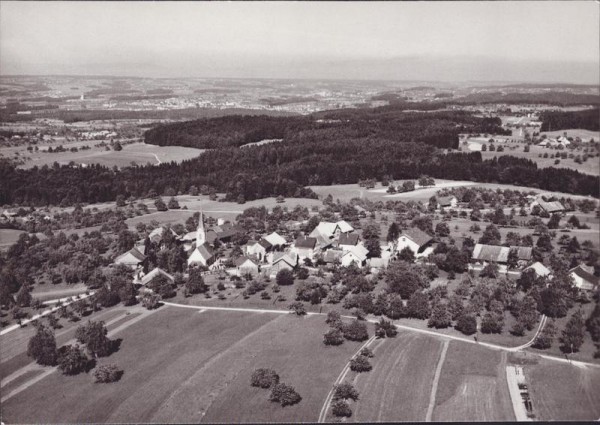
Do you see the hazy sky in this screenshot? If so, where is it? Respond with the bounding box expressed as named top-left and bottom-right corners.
top-left (1, 1), bottom-right (598, 83)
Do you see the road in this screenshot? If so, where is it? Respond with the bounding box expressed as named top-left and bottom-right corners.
top-left (425, 339), bottom-right (449, 421)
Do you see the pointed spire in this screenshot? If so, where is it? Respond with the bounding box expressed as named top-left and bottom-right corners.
top-left (196, 210), bottom-right (206, 247)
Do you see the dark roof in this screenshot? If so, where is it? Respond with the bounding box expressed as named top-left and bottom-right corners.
top-left (195, 242), bottom-right (215, 260)
top-left (258, 238), bottom-right (273, 249)
top-left (294, 236), bottom-right (317, 249)
top-left (324, 249), bottom-right (344, 263)
top-left (537, 199), bottom-right (565, 213)
top-left (471, 244), bottom-right (532, 262)
top-left (235, 256), bottom-right (259, 267)
top-left (571, 266), bottom-right (600, 285)
top-left (401, 228), bottom-right (433, 247)
top-left (339, 233), bottom-right (359, 246)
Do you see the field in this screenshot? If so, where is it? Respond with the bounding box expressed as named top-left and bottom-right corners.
top-left (0, 229), bottom-right (25, 250)
top-left (525, 359), bottom-right (600, 421)
top-left (16, 142), bottom-right (204, 169)
top-left (350, 331), bottom-right (443, 422)
top-left (1, 306), bottom-right (362, 423)
top-left (431, 341), bottom-right (515, 421)
top-left (542, 129), bottom-right (599, 143)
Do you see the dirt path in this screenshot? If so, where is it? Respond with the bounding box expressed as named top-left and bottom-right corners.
top-left (317, 335), bottom-right (377, 423)
top-left (425, 339), bottom-right (449, 421)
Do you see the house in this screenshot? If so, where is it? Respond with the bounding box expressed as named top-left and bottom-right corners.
top-left (523, 262), bottom-right (552, 278)
top-left (471, 244), bottom-right (532, 266)
top-left (292, 236), bottom-right (318, 260)
top-left (263, 231), bottom-right (287, 248)
top-left (323, 249), bottom-right (344, 265)
top-left (114, 247), bottom-right (146, 270)
top-left (336, 220), bottom-right (354, 234)
top-left (270, 251), bottom-right (298, 276)
top-left (341, 244), bottom-right (369, 268)
top-left (245, 238), bottom-right (272, 262)
top-left (396, 227), bottom-right (434, 256)
top-left (309, 220), bottom-right (354, 241)
top-left (181, 231), bottom-right (197, 252)
top-left (437, 196), bottom-right (458, 209)
top-left (206, 222), bottom-right (242, 244)
top-left (569, 265), bottom-right (599, 291)
top-left (535, 199), bottom-right (565, 214)
top-left (338, 232), bottom-right (360, 250)
top-left (139, 267), bottom-right (174, 286)
top-left (234, 256), bottom-right (260, 277)
top-left (148, 226), bottom-right (178, 245)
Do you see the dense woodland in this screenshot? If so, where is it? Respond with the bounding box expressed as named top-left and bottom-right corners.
top-left (540, 108), bottom-right (600, 132)
top-left (1, 108), bottom-right (599, 207)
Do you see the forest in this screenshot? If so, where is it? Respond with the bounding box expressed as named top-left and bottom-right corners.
top-left (540, 108), bottom-right (600, 132)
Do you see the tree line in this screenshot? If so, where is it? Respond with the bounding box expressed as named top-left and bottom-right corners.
top-left (540, 108), bottom-right (600, 132)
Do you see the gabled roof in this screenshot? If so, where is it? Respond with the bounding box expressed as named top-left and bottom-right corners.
top-left (437, 196), bottom-right (457, 206)
top-left (324, 249), bottom-right (344, 263)
top-left (114, 247), bottom-right (146, 264)
top-left (258, 238), bottom-right (273, 250)
top-left (342, 244), bottom-right (369, 262)
top-left (310, 222), bottom-right (340, 239)
top-left (273, 251), bottom-right (298, 267)
top-left (235, 256), bottom-right (260, 267)
top-left (400, 228), bottom-right (433, 247)
top-left (536, 199), bottom-right (565, 213)
top-left (294, 236), bottom-right (317, 249)
top-left (524, 261), bottom-right (551, 277)
top-left (314, 233), bottom-right (333, 250)
top-left (190, 242), bottom-right (215, 261)
top-left (570, 265), bottom-right (599, 286)
top-left (182, 231), bottom-right (197, 241)
top-left (264, 232), bottom-right (287, 246)
top-left (338, 233), bottom-right (359, 246)
top-left (140, 267), bottom-right (174, 286)
top-left (336, 220), bottom-right (354, 233)
top-left (148, 226), bottom-right (178, 243)
top-left (472, 244), bottom-right (532, 262)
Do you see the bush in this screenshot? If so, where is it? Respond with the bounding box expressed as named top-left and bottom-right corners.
top-left (323, 328), bottom-right (344, 346)
top-left (57, 344), bottom-right (90, 375)
top-left (288, 302), bottom-right (306, 316)
top-left (270, 383), bottom-right (302, 406)
top-left (27, 325), bottom-right (58, 366)
top-left (333, 382), bottom-right (360, 401)
top-left (455, 314), bottom-right (477, 335)
top-left (326, 310), bottom-right (343, 329)
top-left (375, 318), bottom-right (397, 338)
top-left (342, 320), bottom-right (369, 341)
top-left (250, 368), bottom-right (280, 389)
top-left (332, 400), bottom-right (352, 417)
top-left (349, 355), bottom-right (372, 372)
top-left (141, 292), bottom-right (160, 310)
top-left (481, 312), bottom-right (504, 334)
top-left (276, 269), bottom-right (294, 286)
top-left (359, 347), bottom-right (374, 358)
top-left (93, 364), bottom-right (123, 383)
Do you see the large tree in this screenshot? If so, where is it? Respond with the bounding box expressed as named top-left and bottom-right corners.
top-left (27, 325), bottom-right (58, 366)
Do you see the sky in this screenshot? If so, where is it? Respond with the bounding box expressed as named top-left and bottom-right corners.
top-left (1, 1), bottom-right (599, 83)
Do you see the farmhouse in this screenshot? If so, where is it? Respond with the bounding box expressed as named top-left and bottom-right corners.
top-left (471, 244), bottom-right (532, 267)
top-left (148, 226), bottom-right (179, 245)
top-left (206, 222), bottom-right (242, 244)
top-left (340, 244), bottom-right (369, 268)
top-left (569, 265), bottom-right (599, 291)
top-left (338, 232), bottom-right (360, 250)
top-left (437, 196), bottom-right (458, 209)
top-left (309, 220), bottom-right (354, 241)
top-left (234, 256), bottom-right (260, 277)
top-left (270, 251), bottom-right (298, 276)
top-left (535, 199), bottom-right (565, 214)
top-left (139, 267), bottom-right (174, 286)
top-left (114, 247), bottom-right (146, 270)
top-left (263, 231), bottom-right (287, 248)
top-left (396, 227), bottom-right (434, 256)
top-left (523, 261), bottom-right (552, 278)
top-left (245, 238), bottom-right (272, 262)
top-left (292, 236), bottom-right (318, 260)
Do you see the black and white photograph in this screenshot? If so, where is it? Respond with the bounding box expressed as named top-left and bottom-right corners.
top-left (0, 1), bottom-right (599, 423)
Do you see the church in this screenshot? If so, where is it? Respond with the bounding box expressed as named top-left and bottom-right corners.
top-left (187, 211), bottom-right (216, 267)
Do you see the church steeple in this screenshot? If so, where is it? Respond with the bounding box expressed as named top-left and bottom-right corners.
top-left (196, 210), bottom-right (206, 247)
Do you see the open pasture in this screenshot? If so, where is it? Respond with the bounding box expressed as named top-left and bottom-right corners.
top-left (431, 341), bottom-right (514, 421)
top-left (525, 359), bottom-right (600, 421)
top-left (1, 306), bottom-right (361, 423)
top-left (0, 229), bottom-right (26, 250)
top-left (350, 331), bottom-right (443, 422)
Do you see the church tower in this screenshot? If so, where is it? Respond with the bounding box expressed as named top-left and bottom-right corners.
top-left (196, 211), bottom-right (206, 247)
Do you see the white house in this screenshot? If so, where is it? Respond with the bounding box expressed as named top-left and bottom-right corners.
top-left (270, 251), bottom-right (298, 277)
top-left (396, 227), bottom-right (434, 256)
top-left (437, 196), bottom-right (458, 209)
top-left (292, 236), bottom-right (318, 260)
top-left (341, 244), bottom-right (369, 268)
top-left (139, 267), bottom-right (174, 286)
top-left (263, 231), bottom-right (287, 248)
top-left (569, 265), bottom-right (599, 291)
top-left (114, 247), bottom-right (146, 270)
top-left (234, 256), bottom-right (260, 277)
top-left (338, 232), bottom-right (360, 251)
top-left (245, 239), bottom-right (272, 262)
top-left (523, 262), bottom-right (552, 278)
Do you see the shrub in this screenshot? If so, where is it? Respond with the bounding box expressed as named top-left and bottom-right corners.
top-left (359, 347), bottom-right (374, 358)
top-left (323, 328), bottom-right (344, 346)
top-left (270, 383), bottom-right (302, 406)
top-left (288, 302), bottom-right (306, 316)
top-left (141, 292), bottom-right (160, 310)
top-left (57, 344), bottom-right (90, 375)
top-left (375, 318), bottom-right (397, 338)
top-left (27, 325), bottom-right (58, 366)
top-left (333, 382), bottom-right (360, 401)
top-left (250, 368), bottom-right (280, 389)
top-left (349, 355), bottom-right (372, 372)
top-left (331, 400), bottom-right (352, 417)
top-left (326, 310), bottom-right (343, 329)
top-left (455, 314), bottom-right (477, 335)
top-left (342, 320), bottom-right (369, 342)
top-left (93, 364), bottom-right (123, 383)
top-left (276, 269), bottom-right (294, 286)
top-left (481, 312), bottom-right (504, 334)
